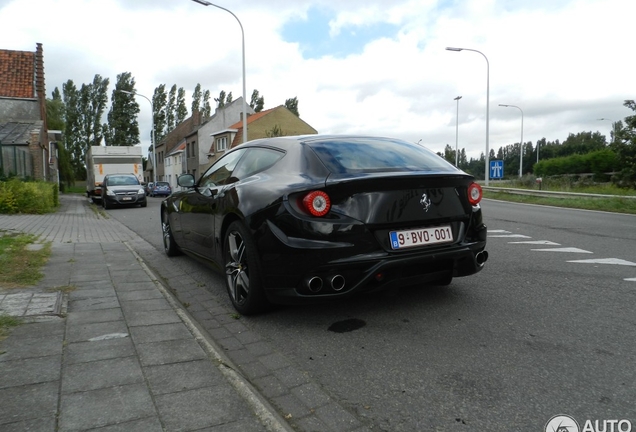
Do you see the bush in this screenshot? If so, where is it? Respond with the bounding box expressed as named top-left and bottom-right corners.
top-left (0, 179), bottom-right (59, 214)
top-left (612, 167), bottom-right (636, 189)
top-left (534, 149), bottom-right (618, 178)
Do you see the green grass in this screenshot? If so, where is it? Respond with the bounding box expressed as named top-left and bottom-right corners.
top-left (64, 184), bottom-right (86, 194)
top-left (483, 176), bottom-right (636, 214)
top-left (0, 315), bottom-right (21, 341)
top-left (0, 233), bottom-right (51, 288)
top-left (484, 191), bottom-right (636, 214)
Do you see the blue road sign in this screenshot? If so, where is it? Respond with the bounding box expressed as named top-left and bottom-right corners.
top-left (490, 160), bottom-right (504, 179)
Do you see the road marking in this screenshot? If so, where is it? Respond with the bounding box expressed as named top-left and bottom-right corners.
top-left (489, 234), bottom-right (532, 238)
top-left (567, 258), bottom-right (636, 266)
top-left (488, 230), bottom-right (511, 233)
top-left (532, 247), bottom-right (593, 253)
top-left (509, 240), bottom-right (561, 245)
top-left (625, 278), bottom-right (636, 281)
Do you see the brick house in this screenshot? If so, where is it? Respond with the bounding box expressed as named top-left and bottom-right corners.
top-left (146, 97), bottom-right (254, 183)
top-left (0, 43), bottom-right (58, 184)
top-left (203, 105), bottom-right (318, 171)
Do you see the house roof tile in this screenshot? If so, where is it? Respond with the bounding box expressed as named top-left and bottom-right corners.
top-left (0, 49), bottom-right (36, 99)
top-left (229, 106), bottom-right (279, 146)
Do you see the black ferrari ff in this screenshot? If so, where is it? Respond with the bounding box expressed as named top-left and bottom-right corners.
top-left (161, 135), bottom-right (487, 314)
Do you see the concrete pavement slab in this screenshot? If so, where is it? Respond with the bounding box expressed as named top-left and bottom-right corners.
top-left (58, 383), bottom-right (157, 431)
top-left (0, 195), bottom-right (294, 432)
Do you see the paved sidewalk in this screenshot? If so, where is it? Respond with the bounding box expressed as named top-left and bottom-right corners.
top-left (0, 195), bottom-right (291, 432)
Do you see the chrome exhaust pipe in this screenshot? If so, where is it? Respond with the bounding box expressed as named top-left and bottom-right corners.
top-left (330, 275), bottom-right (346, 291)
top-left (475, 251), bottom-right (488, 267)
top-left (307, 276), bottom-right (323, 293)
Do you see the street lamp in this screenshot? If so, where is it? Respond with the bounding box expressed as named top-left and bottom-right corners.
top-left (120, 90), bottom-right (156, 185)
top-left (191, 0), bottom-right (248, 143)
top-left (446, 47), bottom-right (490, 185)
top-left (454, 96), bottom-right (462, 167)
top-left (499, 104), bottom-right (524, 178)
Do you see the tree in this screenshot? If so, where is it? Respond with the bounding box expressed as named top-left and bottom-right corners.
top-left (226, 92), bottom-right (233, 104)
top-left (176, 87), bottom-right (188, 125)
top-left (103, 72), bottom-right (140, 146)
top-left (266, 124), bottom-right (283, 137)
top-left (62, 80), bottom-right (83, 179)
top-left (459, 148), bottom-right (468, 169)
top-left (46, 88), bottom-right (74, 188)
top-left (215, 90), bottom-right (227, 108)
top-left (250, 89), bottom-right (264, 112)
top-left (610, 120), bottom-right (624, 145)
top-left (191, 83), bottom-right (202, 114)
top-left (152, 85), bottom-right (167, 142)
top-left (285, 97), bottom-right (299, 116)
top-left (46, 87), bottom-right (65, 131)
top-left (166, 84), bottom-right (177, 132)
top-left (202, 90), bottom-right (211, 117)
top-left (56, 142), bottom-right (75, 189)
top-left (441, 144), bottom-right (455, 165)
top-left (79, 74), bottom-right (110, 150)
top-left (612, 100), bottom-right (636, 188)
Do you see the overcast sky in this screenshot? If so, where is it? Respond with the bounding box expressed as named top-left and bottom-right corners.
top-left (1, 0), bottom-right (633, 159)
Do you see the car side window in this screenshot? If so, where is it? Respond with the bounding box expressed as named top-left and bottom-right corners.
top-left (232, 148), bottom-right (285, 180)
top-left (199, 149), bottom-right (246, 188)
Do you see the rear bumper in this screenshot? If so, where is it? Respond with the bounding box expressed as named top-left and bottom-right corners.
top-left (257, 219), bottom-right (487, 304)
top-left (104, 195), bottom-right (146, 206)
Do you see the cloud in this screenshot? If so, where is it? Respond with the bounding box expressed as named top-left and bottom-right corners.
top-left (0, 0), bottom-right (633, 161)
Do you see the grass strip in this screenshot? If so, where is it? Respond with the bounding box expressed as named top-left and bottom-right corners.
top-left (0, 233), bottom-right (51, 288)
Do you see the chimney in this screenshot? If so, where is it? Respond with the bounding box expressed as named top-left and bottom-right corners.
top-left (35, 43), bottom-right (47, 130)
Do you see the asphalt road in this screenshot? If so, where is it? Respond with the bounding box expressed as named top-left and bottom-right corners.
top-left (105, 196), bottom-right (636, 431)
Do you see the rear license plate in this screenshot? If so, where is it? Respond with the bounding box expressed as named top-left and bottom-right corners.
top-left (389, 226), bottom-right (453, 250)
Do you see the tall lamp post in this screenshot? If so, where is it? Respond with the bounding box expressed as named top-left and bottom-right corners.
top-left (499, 104), bottom-right (524, 178)
top-left (446, 47), bottom-right (490, 185)
top-left (191, 0), bottom-right (248, 143)
top-left (454, 96), bottom-right (462, 167)
top-left (120, 90), bottom-right (156, 185)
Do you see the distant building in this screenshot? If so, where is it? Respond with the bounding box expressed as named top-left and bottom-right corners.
top-left (203, 105), bottom-right (318, 172)
top-left (0, 43), bottom-right (59, 184)
top-left (148, 99), bottom-right (318, 183)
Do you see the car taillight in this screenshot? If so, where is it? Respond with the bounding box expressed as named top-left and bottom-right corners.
top-left (467, 182), bottom-right (482, 206)
top-left (302, 191), bottom-right (331, 217)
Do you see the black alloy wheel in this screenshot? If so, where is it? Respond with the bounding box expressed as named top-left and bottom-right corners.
top-left (224, 221), bottom-right (268, 315)
top-left (162, 209), bottom-right (180, 256)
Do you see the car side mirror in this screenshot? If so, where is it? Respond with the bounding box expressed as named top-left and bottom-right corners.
top-left (177, 174), bottom-right (196, 188)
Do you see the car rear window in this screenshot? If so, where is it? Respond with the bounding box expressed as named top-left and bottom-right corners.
top-left (307, 137), bottom-right (457, 174)
top-left (156, 182), bottom-right (170, 187)
top-left (107, 175), bottom-right (140, 185)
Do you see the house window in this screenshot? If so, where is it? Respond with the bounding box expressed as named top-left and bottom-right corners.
top-left (216, 137), bottom-right (228, 152)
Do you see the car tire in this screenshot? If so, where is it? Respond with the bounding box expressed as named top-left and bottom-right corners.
top-left (162, 209), bottom-right (181, 257)
top-left (103, 198), bottom-right (111, 210)
top-left (140, 201), bottom-right (147, 208)
top-left (224, 221), bottom-right (269, 315)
